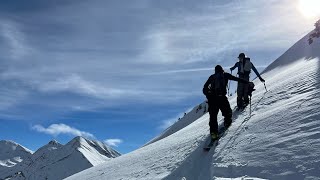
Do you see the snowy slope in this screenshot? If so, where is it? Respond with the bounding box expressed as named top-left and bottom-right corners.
top-left (145, 101), bottom-right (208, 146)
top-left (0, 141), bottom-right (32, 175)
top-left (66, 31), bottom-right (320, 180)
top-left (0, 137), bottom-right (120, 180)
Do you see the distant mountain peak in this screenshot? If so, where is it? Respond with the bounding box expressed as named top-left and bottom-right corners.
top-left (0, 140), bottom-right (33, 155)
top-left (0, 136), bottom-right (121, 180)
top-left (0, 140), bottom-right (32, 172)
top-left (48, 139), bottom-right (60, 145)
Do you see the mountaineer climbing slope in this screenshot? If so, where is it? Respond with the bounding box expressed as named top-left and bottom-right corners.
top-left (203, 65), bottom-right (250, 149)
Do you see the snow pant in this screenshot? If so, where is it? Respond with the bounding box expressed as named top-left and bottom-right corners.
top-left (207, 95), bottom-right (232, 134)
top-left (237, 74), bottom-right (250, 108)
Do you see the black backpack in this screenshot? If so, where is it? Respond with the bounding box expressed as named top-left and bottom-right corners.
top-left (243, 58), bottom-right (252, 75)
top-left (248, 82), bottom-right (255, 97)
top-left (210, 73), bottom-right (226, 96)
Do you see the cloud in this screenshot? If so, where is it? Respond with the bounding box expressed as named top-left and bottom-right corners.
top-left (34, 74), bottom-right (195, 104)
top-left (0, 20), bottom-right (33, 60)
top-left (146, 68), bottom-right (212, 75)
top-left (140, 0), bottom-right (314, 66)
top-left (146, 65), bottom-right (269, 75)
top-left (32, 123), bottom-right (95, 139)
top-left (0, 0), bottom-right (315, 153)
top-left (104, 139), bottom-right (123, 147)
top-left (36, 74), bottom-right (127, 99)
top-left (0, 0), bottom-right (315, 120)
top-left (146, 64), bottom-right (269, 76)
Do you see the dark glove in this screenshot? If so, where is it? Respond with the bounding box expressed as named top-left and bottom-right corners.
top-left (259, 77), bottom-right (265, 82)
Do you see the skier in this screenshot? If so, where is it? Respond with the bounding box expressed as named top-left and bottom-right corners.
top-left (230, 53), bottom-right (265, 110)
top-left (203, 65), bottom-right (250, 140)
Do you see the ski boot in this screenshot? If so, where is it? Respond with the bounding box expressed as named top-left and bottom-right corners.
top-left (211, 132), bottom-right (219, 141)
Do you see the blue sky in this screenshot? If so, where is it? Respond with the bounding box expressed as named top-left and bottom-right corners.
top-left (0, 0), bottom-right (318, 154)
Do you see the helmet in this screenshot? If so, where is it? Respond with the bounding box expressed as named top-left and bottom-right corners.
top-left (238, 53), bottom-right (245, 59)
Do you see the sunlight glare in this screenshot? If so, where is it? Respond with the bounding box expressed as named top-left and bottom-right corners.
top-left (298, 0), bottom-right (320, 18)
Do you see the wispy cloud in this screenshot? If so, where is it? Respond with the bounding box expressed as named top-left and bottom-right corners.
top-left (0, 0), bottom-right (316, 153)
top-left (146, 68), bottom-right (212, 75)
top-left (0, 20), bottom-right (33, 60)
top-left (32, 123), bottom-right (95, 139)
top-left (36, 74), bottom-right (128, 99)
top-left (146, 65), bottom-right (269, 75)
top-left (104, 139), bottom-right (123, 147)
top-left (0, 0), bottom-right (315, 139)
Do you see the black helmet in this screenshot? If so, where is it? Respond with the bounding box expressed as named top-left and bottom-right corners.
top-left (238, 53), bottom-right (245, 59)
top-left (215, 65), bottom-right (224, 73)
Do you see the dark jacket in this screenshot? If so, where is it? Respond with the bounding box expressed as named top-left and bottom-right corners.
top-left (203, 72), bottom-right (248, 97)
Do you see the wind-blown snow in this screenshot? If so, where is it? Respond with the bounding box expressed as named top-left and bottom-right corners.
top-left (65, 30), bottom-right (320, 180)
top-left (0, 137), bottom-right (120, 180)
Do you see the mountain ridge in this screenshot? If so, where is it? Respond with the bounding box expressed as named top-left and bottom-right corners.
top-left (0, 136), bottom-right (120, 180)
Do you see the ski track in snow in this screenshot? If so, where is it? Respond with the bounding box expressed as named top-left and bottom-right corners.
top-left (66, 32), bottom-right (320, 179)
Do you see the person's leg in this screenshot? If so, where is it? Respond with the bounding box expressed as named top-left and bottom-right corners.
top-left (243, 83), bottom-right (249, 105)
top-left (237, 82), bottom-right (244, 108)
top-left (243, 75), bottom-right (250, 105)
top-left (208, 101), bottom-right (219, 135)
top-left (219, 96), bottom-right (232, 128)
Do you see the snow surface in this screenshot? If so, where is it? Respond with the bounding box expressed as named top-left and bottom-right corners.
top-left (0, 137), bottom-right (120, 180)
top-left (65, 31), bottom-right (320, 180)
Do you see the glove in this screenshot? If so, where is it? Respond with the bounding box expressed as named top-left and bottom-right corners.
top-left (259, 77), bottom-right (265, 82)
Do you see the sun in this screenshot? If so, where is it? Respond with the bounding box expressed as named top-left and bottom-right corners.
top-left (298, 0), bottom-right (320, 18)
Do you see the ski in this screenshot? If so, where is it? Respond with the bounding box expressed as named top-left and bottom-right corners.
top-left (203, 105), bottom-right (247, 151)
top-left (203, 127), bottom-right (228, 151)
top-left (203, 139), bottom-right (217, 151)
top-left (236, 103), bottom-right (248, 112)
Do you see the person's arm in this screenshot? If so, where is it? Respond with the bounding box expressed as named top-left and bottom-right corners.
top-left (230, 62), bottom-right (238, 71)
top-left (225, 73), bottom-right (249, 84)
top-left (203, 75), bottom-right (213, 96)
top-left (251, 63), bottom-right (265, 82)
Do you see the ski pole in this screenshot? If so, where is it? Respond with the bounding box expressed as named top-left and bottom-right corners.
top-left (249, 95), bottom-right (252, 116)
top-left (263, 82), bottom-right (268, 92)
top-left (228, 70), bottom-right (232, 96)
